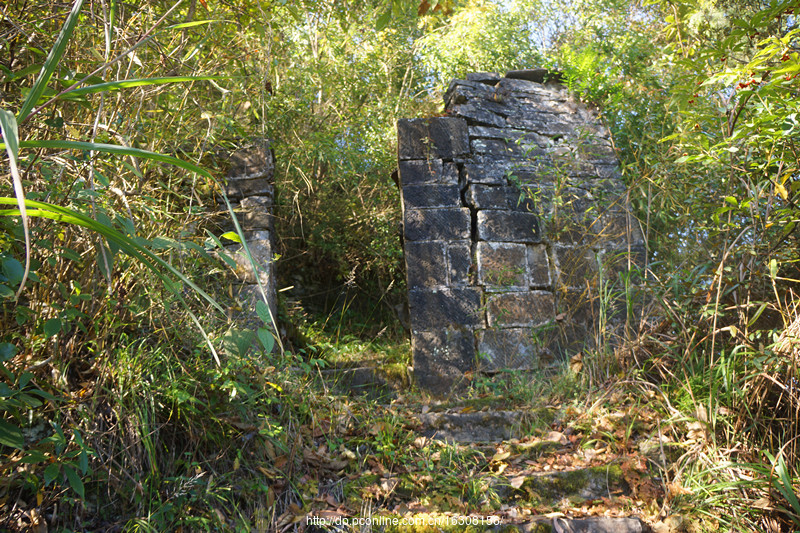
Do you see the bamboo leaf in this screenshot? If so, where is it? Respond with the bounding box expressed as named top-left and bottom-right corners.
top-left (0, 111), bottom-right (20, 169)
top-left (7, 64), bottom-right (43, 82)
top-left (0, 420), bottom-right (24, 449)
top-left (220, 231), bottom-right (242, 243)
top-left (12, 139), bottom-right (214, 179)
top-left (62, 76), bottom-right (222, 97)
top-left (17, 0), bottom-right (86, 121)
top-left (0, 110), bottom-right (30, 301)
top-left (167, 19), bottom-right (223, 30)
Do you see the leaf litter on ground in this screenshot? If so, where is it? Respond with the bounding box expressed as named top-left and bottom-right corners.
top-left (271, 385), bottom-right (681, 529)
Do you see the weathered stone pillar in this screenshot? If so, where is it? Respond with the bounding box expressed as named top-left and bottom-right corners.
top-left (398, 70), bottom-right (645, 395)
top-left (221, 140), bottom-right (277, 323)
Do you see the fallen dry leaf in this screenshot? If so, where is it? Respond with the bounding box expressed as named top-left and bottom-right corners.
top-left (510, 475), bottom-right (527, 489)
top-left (491, 450), bottom-right (511, 463)
top-left (380, 477), bottom-right (400, 495)
top-left (546, 431), bottom-right (568, 445)
top-left (666, 481), bottom-right (692, 497)
top-left (570, 352), bottom-right (584, 373)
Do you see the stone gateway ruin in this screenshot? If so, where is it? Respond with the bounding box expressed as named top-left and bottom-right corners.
top-left (397, 70), bottom-right (645, 395)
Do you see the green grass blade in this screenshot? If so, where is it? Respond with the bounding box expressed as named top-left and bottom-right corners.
top-left (0, 111), bottom-right (19, 156)
top-left (167, 19), bottom-right (224, 30)
top-left (0, 110), bottom-right (30, 301)
top-left (776, 454), bottom-right (800, 516)
top-left (13, 139), bottom-right (214, 179)
top-left (62, 76), bottom-right (222, 97)
top-left (17, 0), bottom-right (86, 121)
top-left (7, 64), bottom-right (43, 82)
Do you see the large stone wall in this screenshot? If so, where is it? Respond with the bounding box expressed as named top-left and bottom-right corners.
top-left (398, 70), bottom-right (645, 395)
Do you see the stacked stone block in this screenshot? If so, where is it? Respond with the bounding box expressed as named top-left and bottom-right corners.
top-left (398, 70), bottom-right (645, 395)
top-left (221, 140), bottom-right (277, 322)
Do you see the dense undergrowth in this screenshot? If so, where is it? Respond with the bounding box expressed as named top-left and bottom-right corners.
top-left (2, 0), bottom-right (800, 531)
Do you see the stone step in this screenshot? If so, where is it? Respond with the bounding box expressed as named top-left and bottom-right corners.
top-left (416, 409), bottom-right (556, 443)
top-left (417, 410), bottom-right (526, 442)
top-left (491, 464), bottom-right (628, 506)
top-left (318, 365), bottom-right (409, 400)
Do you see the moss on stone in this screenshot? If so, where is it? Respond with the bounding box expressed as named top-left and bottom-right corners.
top-left (378, 362), bottom-right (412, 388)
top-left (510, 439), bottom-right (562, 458)
top-left (518, 464), bottom-right (626, 503)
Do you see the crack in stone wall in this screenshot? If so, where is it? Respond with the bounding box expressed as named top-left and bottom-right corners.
top-left (398, 71), bottom-right (645, 395)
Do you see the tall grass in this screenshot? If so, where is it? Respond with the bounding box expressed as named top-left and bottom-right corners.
top-left (0, 1), bottom-right (284, 529)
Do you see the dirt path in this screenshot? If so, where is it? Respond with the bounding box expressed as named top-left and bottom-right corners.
top-left (275, 369), bottom-right (687, 532)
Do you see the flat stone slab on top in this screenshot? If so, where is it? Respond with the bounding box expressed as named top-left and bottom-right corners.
top-left (506, 68), bottom-right (566, 84)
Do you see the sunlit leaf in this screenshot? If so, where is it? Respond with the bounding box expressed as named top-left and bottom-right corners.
top-left (220, 231), bottom-right (242, 243)
top-left (776, 181), bottom-right (788, 201)
top-left (63, 76), bottom-right (221, 97)
top-left (166, 19), bottom-right (222, 30)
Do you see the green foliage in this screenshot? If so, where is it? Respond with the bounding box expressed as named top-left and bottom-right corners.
top-left (416, 0), bottom-right (542, 91)
top-left (0, 0), bottom-right (280, 528)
